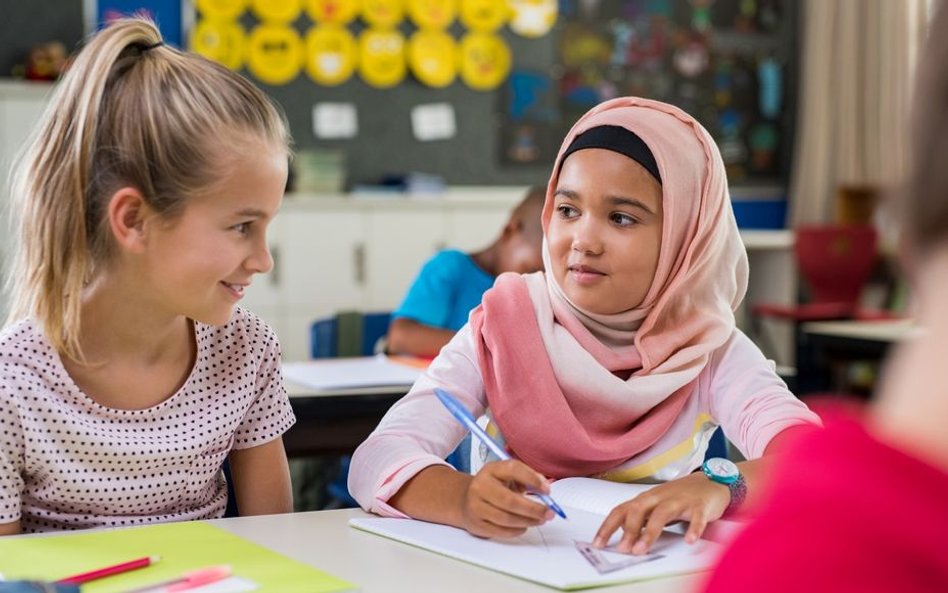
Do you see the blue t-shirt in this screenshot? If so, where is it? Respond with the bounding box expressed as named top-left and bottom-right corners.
top-left (393, 249), bottom-right (495, 331)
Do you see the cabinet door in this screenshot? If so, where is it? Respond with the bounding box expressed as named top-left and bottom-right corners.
top-left (281, 208), bottom-right (367, 316)
top-left (364, 207), bottom-right (446, 311)
top-left (0, 85), bottom-right (54, 316)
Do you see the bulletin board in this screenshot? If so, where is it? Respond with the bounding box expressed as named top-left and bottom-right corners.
top-left (3, 0), bottom-right (796, 188)
top-left (548, 0), bottom-right (797, 184)
top-left (186, 0), bottom-right (559, 187)
top-left (84, 0), bottom-right (190, 47)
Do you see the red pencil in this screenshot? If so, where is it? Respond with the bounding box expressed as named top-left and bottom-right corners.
top-left (56, 556), bottom-right (160, 586)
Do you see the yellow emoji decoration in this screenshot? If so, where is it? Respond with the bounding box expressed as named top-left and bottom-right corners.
top-left (306, 0), bottom-right (360, 24)
top-left (251, 0), bottom-right (303, 22)
top-left (247, 23), bottom-right (303, 84)
top-left (459, 32), bottom-right (510, 90)
top-left (196, 0), bottom-right (248, 19)
top-left (305, 25), bottom-right (357, 85)
top-left (407, 0), bottom-right (456, 29)
top-left (407, 30), bottom-right (456, 88)
top-left (190, 19), bottom-right (246, 70)
top-left (509, 0), bottom-right (556, 38)
top-left (362, 0), bottom-right (403, 28)
top-left (459, 0), bottom-right (507, 33)
top-left (358, 28), bottom-right (406, 88)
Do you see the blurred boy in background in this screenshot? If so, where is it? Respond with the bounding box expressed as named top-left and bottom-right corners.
top-left (387, 186), bottom-right (546, 357)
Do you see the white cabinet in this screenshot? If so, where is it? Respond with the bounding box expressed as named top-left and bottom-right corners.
top-left (0, 81), bottom-right (55, 318)
top-left (240, 192), bottom-right (526, 360)
top-left (364, 206), bottom-right (446, 311)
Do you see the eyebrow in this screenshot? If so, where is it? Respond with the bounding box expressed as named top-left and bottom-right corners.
top-left (233, 207), bottom-right (273, 219)
top-left (554, 189), bottom-right (656, 215)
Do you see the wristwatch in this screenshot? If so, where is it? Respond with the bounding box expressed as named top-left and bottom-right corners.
top-left (702, 457), bottom-right (747, 516)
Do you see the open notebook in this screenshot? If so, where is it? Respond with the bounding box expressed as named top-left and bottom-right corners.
top-left (350, 477), bottom-right (733, 590)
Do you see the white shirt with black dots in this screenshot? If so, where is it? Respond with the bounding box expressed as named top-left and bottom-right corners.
top-left (0, 307), bottom-right (295, 533)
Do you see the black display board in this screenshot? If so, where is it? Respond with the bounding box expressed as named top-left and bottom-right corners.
top-left (0, 0), bottom-right (795, 188)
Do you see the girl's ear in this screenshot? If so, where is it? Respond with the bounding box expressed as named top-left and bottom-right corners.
top-left (501, 217), bottom-right (524, 240)
top-left (107, 187), bottom-right (151, 253)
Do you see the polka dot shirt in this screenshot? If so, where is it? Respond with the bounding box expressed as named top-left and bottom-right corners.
top-left (0, 307), bottom-right (296, 533)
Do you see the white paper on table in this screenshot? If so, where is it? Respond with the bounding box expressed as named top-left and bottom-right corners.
top-left (282, 355), bottom-right (422, 392)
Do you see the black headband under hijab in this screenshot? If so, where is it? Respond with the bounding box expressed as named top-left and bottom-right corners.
top-left (559, 125), bottom-right (662, 184)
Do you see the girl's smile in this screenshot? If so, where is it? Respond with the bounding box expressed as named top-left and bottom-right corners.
top-left (221, 281), bottom-right (249, 299)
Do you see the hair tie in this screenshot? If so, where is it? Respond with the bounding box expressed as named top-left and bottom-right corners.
top-left (141, 40), bottom-right (164, 52)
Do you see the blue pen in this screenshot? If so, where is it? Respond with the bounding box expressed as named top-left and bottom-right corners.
top-left (434, 387), bottom-right (567, 520)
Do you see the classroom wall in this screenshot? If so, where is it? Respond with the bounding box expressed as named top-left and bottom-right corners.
top-left (0, 1), bottom-right (796, 192)
top-left (0, 0), bottom-right (554, 188)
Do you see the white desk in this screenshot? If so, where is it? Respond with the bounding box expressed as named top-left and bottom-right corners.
top-left (801, 319), bottom-right (919, 343)
top-left (210, 509), bottom-right (703, 593)
top-left (798, 319), bottom-right (918, 394)
top-left (280, 358), bottom-right (418, 458)
top-left (281, 382), bottom-right (409, 458)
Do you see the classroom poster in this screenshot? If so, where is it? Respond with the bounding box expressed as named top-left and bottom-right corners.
top-left (84, 0), bottom-right (188, 47)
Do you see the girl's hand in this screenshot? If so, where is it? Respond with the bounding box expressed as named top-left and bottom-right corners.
top-left (460, 459), bottom-right (555, 538)
top-left (593, 472), bottom-right (729, 554)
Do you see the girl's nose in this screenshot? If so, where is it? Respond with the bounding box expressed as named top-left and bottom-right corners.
top-left (246, 238), bottom-right (274, 274)
top-left (571, 218), bottom-right (604, 255)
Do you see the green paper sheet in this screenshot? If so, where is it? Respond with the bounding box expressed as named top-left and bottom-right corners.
top-left (0, 521), bottom-right (354, 593)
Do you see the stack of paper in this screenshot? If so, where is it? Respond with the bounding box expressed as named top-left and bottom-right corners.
top-left (282, 355), bottom-right (423, 393)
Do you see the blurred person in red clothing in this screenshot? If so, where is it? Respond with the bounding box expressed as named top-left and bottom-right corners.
top-left (702, 5), bottom-right (948, 592)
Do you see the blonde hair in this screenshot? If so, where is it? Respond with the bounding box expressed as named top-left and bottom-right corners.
top-left (6, 17), bottom-right (290, 361)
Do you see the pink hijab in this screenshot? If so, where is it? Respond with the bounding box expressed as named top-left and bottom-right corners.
top-left (470, 97), bottom-right (749, 478)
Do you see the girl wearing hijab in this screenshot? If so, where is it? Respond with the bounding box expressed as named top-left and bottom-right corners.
top-left (349, 97), bottom-right (819, 554)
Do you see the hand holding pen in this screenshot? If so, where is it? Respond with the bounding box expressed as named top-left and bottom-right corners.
top-left (434, 388), bottom-right (567, 538)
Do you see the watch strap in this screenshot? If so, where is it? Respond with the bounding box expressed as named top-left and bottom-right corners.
top-left (724, 473), bottom-right (747, 516)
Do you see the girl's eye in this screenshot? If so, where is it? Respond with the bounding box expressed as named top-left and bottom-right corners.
top-left (233, 222), bottom-right (250, 234)
top-left (611, 212), bottom-right (637, 227)
top-left (557, 204), bottom-right (579, 219)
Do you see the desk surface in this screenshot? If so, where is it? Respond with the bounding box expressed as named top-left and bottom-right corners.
top-left (802, 319), bottom-right (919, 343)
top-left (280, 358), bottom-right (416, 457)
top-left (211, 509), bottom-right (703, 593)
top-left (739, 229), bottom-right (792, 250)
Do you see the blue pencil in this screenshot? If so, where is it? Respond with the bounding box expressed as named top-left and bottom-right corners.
top-left (434, 387), bottom-right (567, 519)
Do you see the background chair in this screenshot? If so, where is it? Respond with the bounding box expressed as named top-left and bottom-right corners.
top-left (753, 225), bottom-right (889, 323)
top-left (310, 310), bottom-right (393, 358)
top-left (223, 460), bottom-right (239, 517)
top-left (752, 224), bottom-right (898, 394)
top-left (307, 311), bottom-right (392, 509)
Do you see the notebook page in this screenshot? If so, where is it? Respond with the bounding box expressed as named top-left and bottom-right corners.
top-left (350, 509), bottom-right (719, 590)
top-left (550, 477), bottom-right (656, 517)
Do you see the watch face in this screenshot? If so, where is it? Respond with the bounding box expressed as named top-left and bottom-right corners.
top-left (706, 457), bottom-right (738, 479)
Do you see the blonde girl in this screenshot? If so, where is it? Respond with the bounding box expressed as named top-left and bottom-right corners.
top-left (0, 18), bottom-right (295, 535)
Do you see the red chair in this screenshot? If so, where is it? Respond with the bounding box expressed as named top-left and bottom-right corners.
top-left (752, 224), bottom-right (898, 396)
top-left (753, 224), bottom-right (893, 323)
